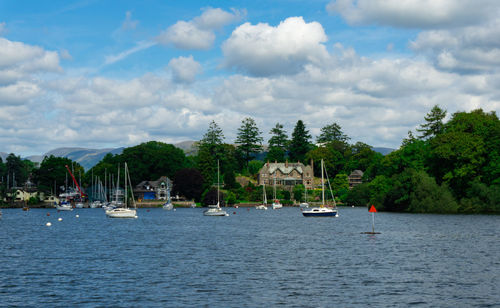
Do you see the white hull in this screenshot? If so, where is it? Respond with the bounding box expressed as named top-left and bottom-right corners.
top-left (106, 208), bottom-right (137, 218)
top-left (163, 202), bottom-right (173, 210)
top-left (299, 202), bottom-right (309, 208)
top-left (203, 207), bottom-right (228, 216)
top-left (56, 204), bottom-right (73, 211)
top-left (272, 202), bottom-right (283, 209)
top-left (255, 205), bottom-right (268, 210)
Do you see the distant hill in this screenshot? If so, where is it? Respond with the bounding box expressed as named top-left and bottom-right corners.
top-left (1, 142), bottom-right (395, 170)
top-left (372, 147), bottom-right (395, 155)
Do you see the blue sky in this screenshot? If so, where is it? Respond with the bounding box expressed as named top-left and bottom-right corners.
top-left (1, 0), bottom-right (499, 156)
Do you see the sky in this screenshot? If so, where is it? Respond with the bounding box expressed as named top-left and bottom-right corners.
top-left (1, 0), bottom-right (500, 157)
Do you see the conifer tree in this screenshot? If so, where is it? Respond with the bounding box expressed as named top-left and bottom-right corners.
top-left (289, 120), bottom-right (312, 163)
top-left (267, 123), bottom-right (288, 162)
top-left (235, 117), bottom-right (263, 167)
top-left (417, 105), bottom-right (446, 139)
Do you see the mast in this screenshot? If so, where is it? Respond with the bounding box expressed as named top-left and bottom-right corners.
top-left (124, 163), bottom-right (127, 209)
top-left (126, 163), bottom-right (136, 209)
top-left (217, 160), bottom-right (220, 207)
top-left (321, 159), bottom-right (325, 206)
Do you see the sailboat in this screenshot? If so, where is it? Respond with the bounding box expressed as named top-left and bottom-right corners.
top-left (302, 159), bottom-right (338, 217)
top-left (162, 178), bottom-right (174, 210)
top-left (272, 172), bottom-right (283, 209)
top-left (203, 160), bottom-right (228, 216)
top-left (106, 163), bottom-right (138, 218)
top-left (56, 200), bottom-right (73, 211)
top-left (256, 183), bottom-right (268, 210)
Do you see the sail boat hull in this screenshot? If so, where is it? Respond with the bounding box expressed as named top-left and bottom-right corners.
top-left (106, 208), bottom-right (137, 218)
top-left (302, 207), bottom-right (338, 217)
top-left (203, 208), bottom-right (228, 216)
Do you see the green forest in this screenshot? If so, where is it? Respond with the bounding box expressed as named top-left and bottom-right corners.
top-left (1, 106), bottom-right (499, 214)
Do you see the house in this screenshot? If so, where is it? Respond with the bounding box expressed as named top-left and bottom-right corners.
top-left (134, 176), bottom-right (171, 200)
top-left (348, 170), bottom-right (364, 189)
top-left (258, 160), bottom-right (314, 190)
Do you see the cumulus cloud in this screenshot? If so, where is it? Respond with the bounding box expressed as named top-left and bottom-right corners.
top-left (326, 0), bottom-right (498, 28)
top-left (168, 55), bottom-right (202, 83)
top-left (156, 7), bottom-right (244, 50)
top-left (221, 17), bottom-right (329, 76)
top-left (410, 18), bottom-right (500, 72)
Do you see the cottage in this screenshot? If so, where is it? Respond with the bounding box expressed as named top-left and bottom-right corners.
top-left (348, 170), bottom-right (364, 189)
top-left (258, 160), bottom-right (314, 189)
top-left (134, 176), bottom-right (171, 200)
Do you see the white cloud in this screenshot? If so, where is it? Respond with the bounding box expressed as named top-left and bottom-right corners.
top-left (122, 11), bottom-right (138, 30)
top-left (326, 0), bottom-right (499, 28)
top-left (156, 7), bottom-right (243, 50)
top-left (168, 55), bottom-right (202, 83)
top-left (104, 40), bottom-right (157, 66)
top-left (0, 38), bottom-right (61, 73)
top-left (410, 19), bottom-right (500, 72)
top-left (222, 17), bottom-right (329, 76)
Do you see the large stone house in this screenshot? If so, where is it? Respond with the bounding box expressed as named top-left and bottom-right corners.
top-left (134, 176), bottom-right (171, 200)
top-left (258, 160), bottom-right (314, 189)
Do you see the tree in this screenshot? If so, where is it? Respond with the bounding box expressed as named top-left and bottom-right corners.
top-left (289, 120), bottom-right (312, 163)
top-left (235, 117), bottom-right (263, 167)
top-left (197, 121), bottom-right (225, 188)
top-left (35, 156), bottom-right (84, 194)
top-left (5, 154), bottom-right (29, 188)
top-left (172, 168), bottom-right (204, 201)
top-left (417, 105), bottom-right (446, 139)
top-left (317, 122), bottom-right (350, 144)
top-left (267, 123), bottom-right (288, 162)
top-left (199, 120), bottom-right (225, 158)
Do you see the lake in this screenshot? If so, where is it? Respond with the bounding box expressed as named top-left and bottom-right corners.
top-left (0, 207), bottom-right (498, 307)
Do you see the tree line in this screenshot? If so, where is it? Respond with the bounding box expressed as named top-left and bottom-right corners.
top-left (1, 106), bottom-right (499, 213)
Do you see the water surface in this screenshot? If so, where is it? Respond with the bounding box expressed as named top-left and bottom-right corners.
top-left (0, 207), bottom-right (498, 307)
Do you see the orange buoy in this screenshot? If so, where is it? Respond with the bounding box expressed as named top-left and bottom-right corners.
top-left (47, 213), bottom-right (50, 216)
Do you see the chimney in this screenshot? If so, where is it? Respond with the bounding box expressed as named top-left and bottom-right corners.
top-left (285, 159), bottom-right (288, 168)
top-left (311, 159), bottom-right (314, 179)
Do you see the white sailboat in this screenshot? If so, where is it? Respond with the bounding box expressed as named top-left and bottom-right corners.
top-left (256, 183), bottom-right (268, 210)
top-left (56, 200), bottom-right (73, 211)
top-left (302, 159), bottom-right (338, 217)
top-left (162, 178), bottom-right (174, 210)
top-left (204, 160), bottom-right (228, 216)
top-left (106, 163), bottom-right (138, 218)
top-left (272, 172), bottom-right (282, 209)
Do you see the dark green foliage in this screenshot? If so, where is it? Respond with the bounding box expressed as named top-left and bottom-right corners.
top-left (292, 184), bottom-right (304, 201)
top-left (35, 156), bottom-right (84, 194)
top-left (267, 123), bottom-right (288, 162)
top-left (88, 141), bottom-right (188, 187)
top-left (459, 181), bottom-right (500, 213)
top-left (247, 160), bottom-right (264, 176)
top-left (235, 117), bottom-right (263, 166)
top-left (417, 105), bottom-right (446, 139)
top-left (345, 183), bottom-right (370, 207)
top-left (172, 168), bottom-right (204, 201)
top-left (202, 188), bottom-right (224, 207)
top-left (5, 154), bottom-right (31, 187)
top-left (317, 122), bottom-right (350, 144)
top-left (289, 120), bottom-right (312, 163)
